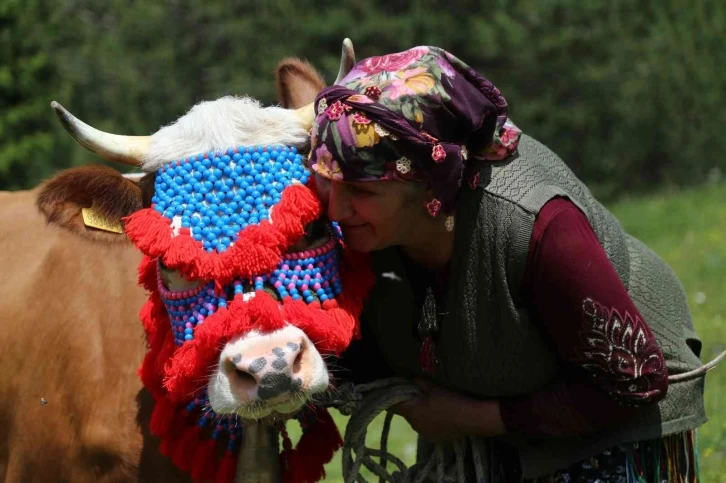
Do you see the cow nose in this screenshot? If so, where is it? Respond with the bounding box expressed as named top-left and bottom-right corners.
top-left (225, 339), bottom-right (306, 401)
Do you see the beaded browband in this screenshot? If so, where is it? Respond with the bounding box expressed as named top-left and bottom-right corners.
top-left (152, 145), bottom-right (309, 253)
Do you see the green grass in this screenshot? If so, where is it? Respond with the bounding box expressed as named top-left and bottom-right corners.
top-left (611, 182), bottom-right (726, 482)
top-left (295, 182), bottom-right (726, 482)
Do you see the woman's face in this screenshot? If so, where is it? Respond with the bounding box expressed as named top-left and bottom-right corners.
top-left (314, 174), bottom-right (426, 253)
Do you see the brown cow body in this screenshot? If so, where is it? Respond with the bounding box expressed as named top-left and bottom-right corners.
top-left (0, 189), bottom-right (189, 482)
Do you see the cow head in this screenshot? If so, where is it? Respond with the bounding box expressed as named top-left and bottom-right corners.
top-left (37, 41), bottom-right (371, 482)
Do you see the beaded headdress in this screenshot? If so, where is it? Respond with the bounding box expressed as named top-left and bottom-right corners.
top-left (124, 144), bottom-right (374, 483)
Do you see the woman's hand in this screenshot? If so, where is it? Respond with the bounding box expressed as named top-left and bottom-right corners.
top-left (390, 378), bottom-right (506, 444)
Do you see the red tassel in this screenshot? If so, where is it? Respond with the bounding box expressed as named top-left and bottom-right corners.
top-left (159, 436), bottom-right (178, 458)
top-left (214, 451), bottom-right (238, 483)
top-left (126, 185), bottom-right (323, 287)
top-left (172, 425), bottom-right (203, 473)
top-left (158, 409), bottom-right (191, 457)
top-left (293, 408), bottom-right (343, 482)
top-left (137, 254), bottom-right (158, 291)
top-left (124, 209), bottom-right (173, 258)
top-left (279, 426), bottom-right (300, 483)
top-left (247, 291), bottom-right (285, 333)
top-left (149, 396), bottom-right (176, 437)
top-left (191, 437), bottom-right (220, 482)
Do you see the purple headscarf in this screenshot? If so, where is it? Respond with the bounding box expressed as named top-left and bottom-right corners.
top-left (308, 46), bottom-right (521, 214)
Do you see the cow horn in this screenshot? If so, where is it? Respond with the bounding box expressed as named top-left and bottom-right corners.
top-left (50, 101), bottom-right (149, 166)
top-left (334, 38), bottom-right (356, 85)
top-left (292, 104), bottom-right (315, 131)
top-left (293, 38), bottom-right (357, 130)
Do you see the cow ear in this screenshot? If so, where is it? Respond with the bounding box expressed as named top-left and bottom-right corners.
top-left (275, 58), bottom-right (326, 109)
top-left (36, 165), bottom-right (151, 242)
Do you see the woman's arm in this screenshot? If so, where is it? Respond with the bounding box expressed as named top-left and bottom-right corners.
top-left (499, 197), bottom-right (668, 437)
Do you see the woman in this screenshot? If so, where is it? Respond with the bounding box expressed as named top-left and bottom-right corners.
top-left (309, 46), bottom-right (705, 482)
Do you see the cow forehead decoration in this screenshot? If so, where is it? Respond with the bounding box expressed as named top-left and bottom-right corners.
top-left (124, 143), bottom-right (374, 483)
top-left (152, 145), bottom-right (308, 253)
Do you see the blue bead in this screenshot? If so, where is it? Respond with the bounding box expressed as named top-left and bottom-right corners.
top-left (184, 334), bottom-right (193, 341)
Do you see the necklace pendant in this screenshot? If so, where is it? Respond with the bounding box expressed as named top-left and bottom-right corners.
top-left (419, 335), bottom-right (437, 374)
top-left (417, 287), bottom-right (440, 374)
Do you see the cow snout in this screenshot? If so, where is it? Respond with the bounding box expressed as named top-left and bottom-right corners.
top-left (224, 341), bottom-right (304, 400)
top-left (209, 326), bottom-right (330, 419)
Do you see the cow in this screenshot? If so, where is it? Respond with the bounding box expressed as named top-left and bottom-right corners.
top-left (0, 186), bottom-right (188, 482)
top-left (1, 42), bottom-right (363, 483)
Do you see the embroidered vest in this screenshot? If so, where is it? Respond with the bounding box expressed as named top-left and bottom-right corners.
top-left (362, 134), bottom-right (706, 478)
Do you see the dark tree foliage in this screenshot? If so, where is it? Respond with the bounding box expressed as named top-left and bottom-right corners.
top-left (1, 0), bottom-right (723, 198)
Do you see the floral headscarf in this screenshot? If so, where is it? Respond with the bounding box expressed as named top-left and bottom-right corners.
top-left (308, 46), bottom-right (521, 213)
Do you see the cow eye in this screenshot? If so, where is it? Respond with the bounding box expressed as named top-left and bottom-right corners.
top-left (289, 218), bottom-right (330, 252)
top-left (158, 260), bottom-right (203, 293)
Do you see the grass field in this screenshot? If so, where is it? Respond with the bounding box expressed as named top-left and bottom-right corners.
top-left (294, 182), bottom-right (726, 482)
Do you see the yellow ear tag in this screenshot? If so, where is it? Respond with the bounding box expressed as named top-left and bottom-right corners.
top-left (81, 207), bottom-right (124, 234)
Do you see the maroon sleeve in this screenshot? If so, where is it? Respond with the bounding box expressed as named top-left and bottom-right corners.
top-left (499, 197), bottom-right (668, 437)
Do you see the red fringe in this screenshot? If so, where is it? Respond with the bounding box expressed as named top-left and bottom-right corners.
top-left (149, 395), bottom-right (176, 437)
top-left (246, 291), bottom-right (286, 333)
top-left (290, 408), bottom-right (343, 483)
top-left (159, 436), bottom-right (178, 458)
top-left (191, 437), bottom-right (220, 482)
top-left (214, 451), bottom-right (238, 483)
top-left (158, 408), bottom-right (191, 457)
top-left (172, 425), bottom-right (203, 473)
top-left (163, 307), bottom-right (236, 401)
top-left (279, 428), bottom-right (301, 483)
top-left (124, 184), bottom-right (322, 287)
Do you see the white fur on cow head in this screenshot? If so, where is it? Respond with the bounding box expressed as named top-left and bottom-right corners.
top-left (143, 96), bottom-right (310, 171)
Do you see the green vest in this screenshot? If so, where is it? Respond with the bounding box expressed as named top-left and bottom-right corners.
top-left (362, 134), bottom-right (706, 478)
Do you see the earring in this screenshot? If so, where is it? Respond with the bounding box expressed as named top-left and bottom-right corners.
top-left (445, 216), bottom-right (455, 232)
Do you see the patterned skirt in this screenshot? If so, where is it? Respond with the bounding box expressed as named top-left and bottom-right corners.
top-left (525, 431), bottom-right (700, 483)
